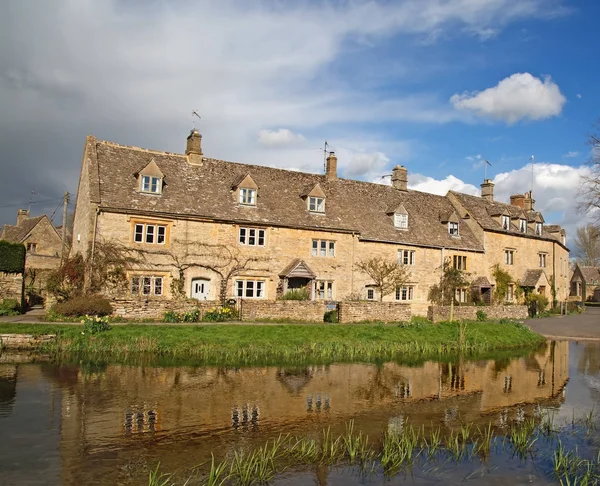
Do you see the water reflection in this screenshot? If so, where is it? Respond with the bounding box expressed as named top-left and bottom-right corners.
top-left (0, 340), bottom-right (595, 486)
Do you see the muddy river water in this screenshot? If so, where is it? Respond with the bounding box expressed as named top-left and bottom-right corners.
top-left (0, 340), bottom-right (598, 485)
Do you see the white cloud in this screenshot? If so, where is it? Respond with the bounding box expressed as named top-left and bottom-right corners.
top-left (564, 151), bottom-right (580, 158)
top-left (576, 93), bottom-right (582, 99)
top-left (408, 174), bottom-right (480, 196)
top-left (258, 128), bottom-right (306, 147)
top-left (450, 73), bottom-right (566, 123)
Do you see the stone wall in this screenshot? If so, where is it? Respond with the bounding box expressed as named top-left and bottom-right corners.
top-left (240, 300), bottom-right (327, 322)
top-left (338, 301), bottom-right (411, 323)
top-left (0, 272), bottom-right (24, 308)
top-left (110, 298), bottom-right (220, 320)
top-left (427, 305), bottom-right (528, 323)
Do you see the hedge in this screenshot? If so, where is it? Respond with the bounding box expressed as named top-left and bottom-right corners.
top-left (0, 241), bottom-right (26, 274)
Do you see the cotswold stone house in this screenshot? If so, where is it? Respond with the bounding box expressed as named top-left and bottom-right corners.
top-left (70, 130), bottom-right (569, 315)
top-left (570, 264), bottom-right (600, 302)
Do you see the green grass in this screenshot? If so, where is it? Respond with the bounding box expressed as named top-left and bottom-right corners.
top-left (0, 320), bottom-right (545, 366)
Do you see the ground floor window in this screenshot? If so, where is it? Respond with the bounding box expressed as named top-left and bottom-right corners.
top-left (395, 285), bottom-right (414, 301)
top-left (366, 288), bottom-right (375, 300)
top-left (505, 284), bottom-right (514, 302)
top-left (236, 279), bottom-right (265, 298)
top-left (130, 276), bottom-right (163, 296)
top-left (315, 280), bottom-right (333, 300)
top-left (455, 288), bottom-right (467, 303)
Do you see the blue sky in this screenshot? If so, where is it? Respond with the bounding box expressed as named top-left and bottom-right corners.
top-left (0, 0), bottom-right (598, 244)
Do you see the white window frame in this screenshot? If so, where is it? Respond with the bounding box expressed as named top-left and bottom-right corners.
top-left (239, 188), bottom-right (256, 205)
top-left (395, 285), bottom-right (414, 301)
top-left (504, 249), bottom-right (514, 265)
top-left (539, 253), bottom-right (547, 268)
top-left (141, 175), bottom-right (162, 194)
top-left (315, 280), bottom-right (333, 300)
top-left (130, 276), bottom-right (163, 296)
top-left (235, 279), bottom-right (265, 299)
top-left (398, 249), bottom-right (415, 266)
top-left (239, 227), bottom-right (266, 247)
top-left (519, 219), bottom-right (527, 233)
top-left (448, 222), bottom-right (459, 236)
top-left (311, 239), bottom-right (335, 257)
top-left (455, 288), bottom-right (467, 303)
top-left (394, 213), bottom-right (408, 229)
top-left (308, 196), bottom-right (325, 213)
top-left (505, 284), bottom-right (514, 302)
top-left (133, 223), bottom-right (167, 245)
top-left (501, 215), bottom-right (510, 230)
top-left (535, 222), bottom-right (543, 235)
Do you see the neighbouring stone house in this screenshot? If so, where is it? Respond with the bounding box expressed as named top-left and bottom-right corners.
top-left (0, 209), bottom-right (63, 304)
top-left (570, 264), bottom-right (600, 302)
top-left (69, 129), bottom-right (570, 316)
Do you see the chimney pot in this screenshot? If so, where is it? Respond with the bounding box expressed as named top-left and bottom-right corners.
top-left (523, 191), bottom-right (535, 211)
top-left (16, 209), bottom-right (29, 226)
top-left (391, 165), bottom-right (408, 191)
top-left (481, 179), bottom-right (494, 202)
top-left (186, 129), bottom-right (203, 165)
top-left (326, 151), bottom-right (338, 180)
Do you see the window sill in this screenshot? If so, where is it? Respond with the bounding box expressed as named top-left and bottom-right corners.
top-left (137, 191), bottom-right (162, 196)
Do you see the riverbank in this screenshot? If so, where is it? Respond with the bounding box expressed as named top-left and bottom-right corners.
top-left (0, 320), bottom-right (545, 365)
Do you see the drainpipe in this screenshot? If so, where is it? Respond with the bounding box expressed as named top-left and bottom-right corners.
top-left (351, 232), bottom-right (356, 294)
top-left (552, 241), bottom-right (556, 308)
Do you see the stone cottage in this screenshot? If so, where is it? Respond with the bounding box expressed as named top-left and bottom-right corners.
top-left (570, 264), bottom-right (600, 302)
top-left (69, 129), bottom-right (569, 315)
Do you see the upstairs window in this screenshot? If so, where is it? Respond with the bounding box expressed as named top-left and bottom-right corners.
top-left (133, 223), bottom-right (167, 244)
top-left (308, 196), bottom-right (325, 213)
top-left (501, 215), bottom-right (510, 230)
top-left (453, 255), bottom-right (467, 270)
top-left (141, 175), bottom-right (162, 194)
top-left (519, 219), bottom-right (527, 233)
top-left (239, 227), bottom-right (265, 246)
top-left (26, 242), bottom-right (37, 253)
top-left (539, 253), bottom-right (547, 268)
top-left (394, 213), bottom-right (408, 229)
top-left (504, 249), bottom-right (514, 265)
top-left (448, 222), bottom-right (459, 236)
top-left (535, 222), bottom-right (543, 235)
top-left (312, 239), bottom-right (335, 257)
top-left (398, 249), bottom-right (415, 265)
top-left (239, 188), bottom-right (256, 205)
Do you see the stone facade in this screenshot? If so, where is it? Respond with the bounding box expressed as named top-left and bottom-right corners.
top-left (240, 300), bottom-right (327, 322)
top-left (338, 301), bottom-right (411, 323)
top-left (0, 272), bottom-right (24, 307)
top-left (427, 305), bottom-right (528, 323)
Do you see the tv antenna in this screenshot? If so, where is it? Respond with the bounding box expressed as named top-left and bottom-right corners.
top-left (28, 191), bottom-right (36, 212)
top-left (192, 110), bottom-right (201, 129)
top-left (530, 155), bottom-right (534, 196)
top-left (484, 159), bottom-right (492, 181)
top-left (317, 141), bottom-right (330, 172)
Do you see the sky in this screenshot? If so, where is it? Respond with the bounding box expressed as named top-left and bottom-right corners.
top-left (0, 0), bottom-right (598, 247)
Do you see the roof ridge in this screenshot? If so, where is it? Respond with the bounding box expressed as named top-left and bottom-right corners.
top-left (95, 139), bottom-right (186, 158)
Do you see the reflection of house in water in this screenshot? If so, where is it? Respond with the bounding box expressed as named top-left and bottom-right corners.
top-left (43, 342), bottom-right (569, 485)
top-left (0, 365), bottom-right (17, 417)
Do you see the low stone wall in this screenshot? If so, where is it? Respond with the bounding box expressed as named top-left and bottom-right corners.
top-left (0, 334), bottom-right (56, 350)
top-left (240, 300), bottom-right (327, 322)
top-left (110, 299), bottom-right (220, 320)
top-left (338, 301), bottom-right (411, 323)
top-left (427, 305), bottom-right (528, 323)
top-left (0, 272), bottom-right (24, 308)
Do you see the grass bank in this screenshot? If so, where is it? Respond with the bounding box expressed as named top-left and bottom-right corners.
top-left (0, 320), bottom-right (545, 366)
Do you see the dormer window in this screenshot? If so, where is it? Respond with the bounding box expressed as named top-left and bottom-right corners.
top-left (535, 222), bottom-right (543, 235)
top-left (309, 196), bottom-right (325, 213)
top-left (501, 215), bottom-right (510, 231)
top-left (141, 175), bottom-right (162, 194)
top-left (448, 222), bottom-right (459, 236)
top-left (519, 219), bottom-right (527, 233)
top-left (239, 188), bottom-right (256, 205)
top-left (394, 213), bottom-right (408, 229)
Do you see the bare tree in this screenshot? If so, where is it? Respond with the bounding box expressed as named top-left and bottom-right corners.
top-left (579, 120), bottom-right (600, 221)
top-left (574, 224), bottom-right (600, 266)
top-left (147, 240), bottom-right (270, 302)
top-left (355, 256), bottom-right (411, 301)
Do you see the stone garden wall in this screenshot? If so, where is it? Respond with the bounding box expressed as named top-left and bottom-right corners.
top-left (110, 298), bottom-right (220, 320)
top-left (427, 305), bottom-right (528, 323)
top-left (0, 272), bottom-right (24, 308)
top-left (240, 300), bottom-right (327, 322)
top-left (338, 301), bottom-right (411, 323)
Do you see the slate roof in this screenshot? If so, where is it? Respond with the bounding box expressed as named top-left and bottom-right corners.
top-left (449, 191), bottom-right (567, 249)
top-left (86, 138), bottom-right (485, 252)
top-left (579, 266), bottom-right (600, 284)
top-left (0, 216), bottom-right (45, 243)
top-left (521, 269), bottom-right (545, 287)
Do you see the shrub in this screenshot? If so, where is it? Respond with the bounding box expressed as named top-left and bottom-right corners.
top-left (525, 292), bottom-right (549, 316)
top-left (0, 299), bottom-right (21, 316)
top-left (410, 316), bottom-right (431, 327)
top-left (279, 288), bottom-right (310, 301)
top-left (81, 315), bottom-right (111, 334)
top-left (476, 310), bottom-right (487, 321)
top-left (163, 310), bottom-right (181, 323)
top-left (52, 295), bottom-right (113, 317)
top-left (203, 306), bottom-right (237, 322)
top-left (0, 241), bottom-right (25, 274)
top-left (324, 310), bottom-right (338, 323)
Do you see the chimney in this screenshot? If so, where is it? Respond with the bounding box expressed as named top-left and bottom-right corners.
top-left (523, 191), bottom-right (535, 211)
top-left (510, 194), bottom-right (525, 208)
top-left (480, 179), bottom-right (494, 202)
top-left (185, 129), bottom-right (203, 165)
top-left (391, 165), bottom-right (408, 191)
top-left (325, 151), bottom-right (338, 180)
top-left (16, 209), bottom-right (29, 226)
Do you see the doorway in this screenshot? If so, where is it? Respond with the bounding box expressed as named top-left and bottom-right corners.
top-left (191, 278), bottom-right (210, 300)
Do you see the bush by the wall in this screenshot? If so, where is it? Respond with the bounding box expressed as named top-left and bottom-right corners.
top-left (0, 299), bottom-right (21, 316)
top-left (0, 241), bottom-right (25, 274)
top-left (279, 288), bottom-right (310, 301)
top-left (324, 309), bottom-right (338, 323)
top-left (52, 295), bottom-right (113, 317)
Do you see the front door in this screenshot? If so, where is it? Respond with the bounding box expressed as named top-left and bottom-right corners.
top-left (191, 278), bottom-right (210, 300)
